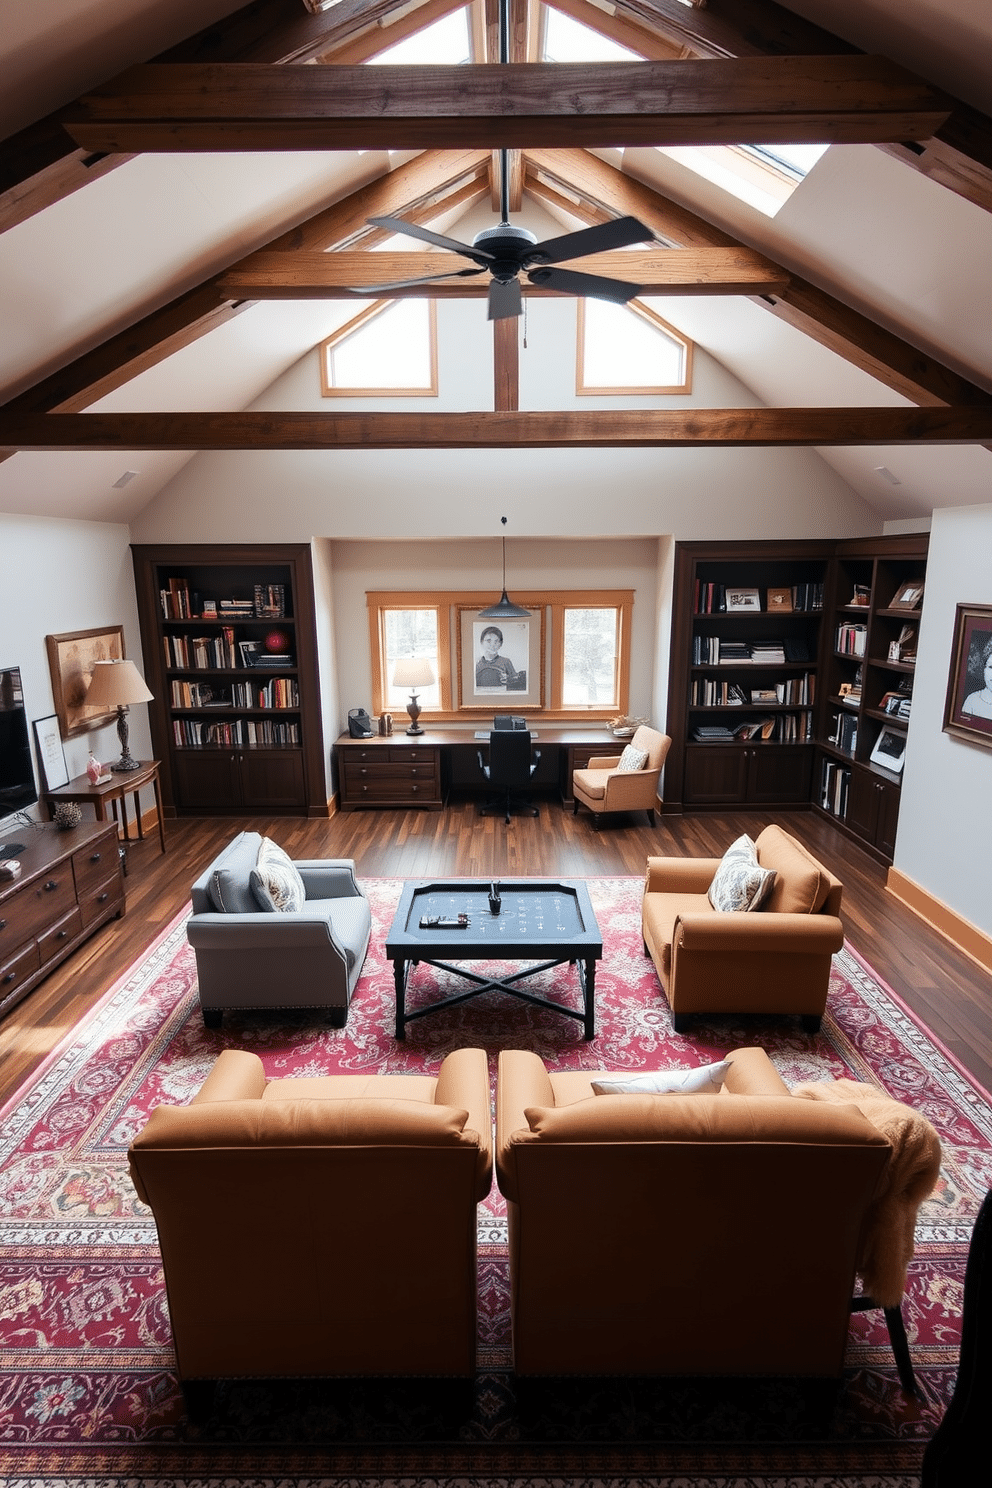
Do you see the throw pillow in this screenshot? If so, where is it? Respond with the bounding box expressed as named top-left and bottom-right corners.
top-left (707, 833), bottom-right (777, 913)
top-left (250, 836), bottom-right (306, 913)
top-left (617, 743), bottom-right (648, 772)
top-left (591, 1059), bottom-right (732, 1096)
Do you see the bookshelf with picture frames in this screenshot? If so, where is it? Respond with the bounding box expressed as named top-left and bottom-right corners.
top-left (667, 541), bottom-right (829, 809)
top-left (815, 535), bottom-right (928, 860)
top-left (131, 544), bottom-right (327, 817)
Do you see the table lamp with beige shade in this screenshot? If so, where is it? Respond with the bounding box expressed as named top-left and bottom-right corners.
top-left (392, 657), bottom-right (436, 736)
top-left (84, 659), bottom-right (153, 773)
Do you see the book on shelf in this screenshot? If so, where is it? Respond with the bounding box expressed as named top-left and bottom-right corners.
top-left (718, 641), bottom-right (752, 663)
top-left (252, 654), bottom-right (295, 668)
top-left (750, 642), bottom-right (786, 665)
top-left (791, 581), bottom-right (824, 612)
top-left (783, 636), bottom-right (811, 663)
top-left (159, 577), bottom-right (192, 619)
top-left (820, 759), bottom-right (851, 818)
top-left (829, 711), bottom-right (858, 754)
top-left (835, 622), bottom-right (867, 656)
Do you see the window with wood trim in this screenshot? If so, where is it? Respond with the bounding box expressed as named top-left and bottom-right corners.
top-left (368, 589), bottom-right (632, 723)
top-left (577, 300), bottom-right (692, 395)
top-left (320, 300), bottom-right (438, 397)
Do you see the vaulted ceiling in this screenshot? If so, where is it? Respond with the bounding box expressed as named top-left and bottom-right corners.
top-left (1, 0), bottom-right (991, 525)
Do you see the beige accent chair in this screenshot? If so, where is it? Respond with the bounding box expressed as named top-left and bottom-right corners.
top-left (572, 724), bottom-right (671, 827)
top-left (496, 1045), bottom-right (932, 1386)
top-left (128, 1046), bottom-right (492, 1415)
top-left (642, 823), bottom-right (844, 1033)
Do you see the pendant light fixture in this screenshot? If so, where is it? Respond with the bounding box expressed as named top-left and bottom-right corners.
top-left (479, 516), bottom-right (531, 619)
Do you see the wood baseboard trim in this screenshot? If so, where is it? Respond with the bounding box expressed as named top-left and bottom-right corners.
top-left (886, 867), bottom-right (992, 974)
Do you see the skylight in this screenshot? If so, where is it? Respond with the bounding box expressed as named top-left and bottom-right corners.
top-left (320, 301), bottom-right (438, 396)
top-left (577, 300), bottom-right (691, 395)
top-left (368, 8), bottom-right (471, 66)
top-left (537, 6), bottom-right (827, 217)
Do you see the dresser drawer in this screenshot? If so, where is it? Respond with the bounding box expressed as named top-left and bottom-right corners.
top-left (39, 907), bottom-right (84, 964)
top-left (73, 841), bottom-right (119, 895)
top-left (346, 777), bottom-right (442, 803)
top-left (0, 940), bottom-right (41, 1002)
top-left (78, 873), bottom-right (124, 929)
top-left (343, 761), bottom-right (437, 786)
top-left (0, 871), bottom-right (76, 949)
top-left (386, 746), bottom-right (439, 766)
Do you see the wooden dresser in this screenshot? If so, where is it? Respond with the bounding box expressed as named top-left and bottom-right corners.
top-left (0, 821), bottom-right (126, 1018)
top-left (338, 739), bottom-right (444, 810)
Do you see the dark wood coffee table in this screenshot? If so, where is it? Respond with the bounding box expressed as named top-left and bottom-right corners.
top-left (385, 879), bottom-right (602, 1040)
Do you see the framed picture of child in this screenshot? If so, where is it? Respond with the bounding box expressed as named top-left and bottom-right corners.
top-left (457, 608), bottom-right (543, 711)
top-left (943, 603), bottom-right (992, 749)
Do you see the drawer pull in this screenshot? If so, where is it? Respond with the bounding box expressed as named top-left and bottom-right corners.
top-left (97, 892), bottom-right (109, 904)
top-left (44, 880), bottom-right (59, 892)
top-left (57, 929), bottom-right (69, 940)
top-left (3, 971), bottom-right (15, 985)
top-left (0, 920), bottom-right (6, 931)
top-left (90, 852), bottom-right (102, 863)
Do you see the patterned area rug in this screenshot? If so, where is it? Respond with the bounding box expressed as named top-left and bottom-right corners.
top-left (1, 876), bottom-right (989, 1488)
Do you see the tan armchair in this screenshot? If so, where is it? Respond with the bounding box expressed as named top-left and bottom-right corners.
top-left (496, 1045), bottom-right (936, 1385)
top-left (128, 1046), bottom-right (492, 1414)
top-left (642, 823), bottom-right (844, 1033)
top-left (572, 724), bottom-right (671, 827)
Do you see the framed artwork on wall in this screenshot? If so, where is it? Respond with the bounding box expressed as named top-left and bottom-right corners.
top-left (32, 714), bottom-right (69, 789)
top-left (457, 607), bottom-right (544, 712)
top-left (45, 625), bottom-right (125, 738)
top-left (943, 603), bottom-right (992, 750)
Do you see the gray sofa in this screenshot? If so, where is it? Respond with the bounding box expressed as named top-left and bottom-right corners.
top-left (187, 832), bottom-right (371, 1028)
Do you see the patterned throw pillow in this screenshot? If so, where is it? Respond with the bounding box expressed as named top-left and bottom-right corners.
top-left (591, 1059), bottom-right (732, 1095)
top-left (617, 743), bottom-right (648, 772)
top-left (250, 836), bottom-right (306, 913)
top-left (707, 833), bottom-right (777, 913)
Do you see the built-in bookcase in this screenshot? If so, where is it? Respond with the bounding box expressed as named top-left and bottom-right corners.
top-left (131, 544), bottom-right (327, 818)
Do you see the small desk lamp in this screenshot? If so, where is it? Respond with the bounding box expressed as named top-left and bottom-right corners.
top-left (85, 659), bottom-right (153, 773)
top-left (392, 657), bottom-right (436, 735)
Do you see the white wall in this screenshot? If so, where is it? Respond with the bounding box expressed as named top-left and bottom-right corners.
top-left (894, 502), bottom-right (992, 936)
top-left (0, 512), bottom-right (153, 829)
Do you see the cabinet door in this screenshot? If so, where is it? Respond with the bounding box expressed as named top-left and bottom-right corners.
top-left (239, 750), bottom-right (306, 809)
top-left (684, 746), bottom-right (749, 803)
top-left (876, 777), bottom-right (901, 858)
top-left (846, 768), bottom-right (880, 842)
top-left (747, 746), bottom-right (813, 803)
top-left (172, 751), bottom-right (240, 810)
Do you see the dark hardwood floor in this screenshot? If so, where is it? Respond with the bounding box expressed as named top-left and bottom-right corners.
top-left (1, 798), bottom-right (989, 1099)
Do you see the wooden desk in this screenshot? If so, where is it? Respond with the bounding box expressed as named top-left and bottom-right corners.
top-left (42, 760), bottom-right (167, 854)
top-left (335, 728), bottom-right (618, 811)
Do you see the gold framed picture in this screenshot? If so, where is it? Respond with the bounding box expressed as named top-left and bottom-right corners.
top-left (766, 587), bottom-right (793, 612)
top-left (46, 625), bottom-right (125, 738)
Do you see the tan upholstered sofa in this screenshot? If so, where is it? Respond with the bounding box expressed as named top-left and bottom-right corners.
top-left (642, 823), bottom-right (844, 1032)
top-left (572, 724), bottom-right (671, 827)
top-left (128, 1047), bottom-right (492, 1408)
top-left (496, 1045), bottom-right (933, 1382)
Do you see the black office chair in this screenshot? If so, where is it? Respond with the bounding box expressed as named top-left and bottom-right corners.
top-left (477, 731), bottom-right (541, 824)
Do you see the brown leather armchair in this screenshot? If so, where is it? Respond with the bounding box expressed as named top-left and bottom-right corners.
top-left (642, 823), bottom-right (844, 1032)
top-left (128, 1046), bottom-right (492, 1411)
top-left (496, 1045), bottom-right (932, 1383)
top-left (572, 724), bottom-right (671, 827)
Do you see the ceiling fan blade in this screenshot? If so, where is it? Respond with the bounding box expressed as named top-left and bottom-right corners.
top-left (367, 215), bottom-right (494, 262)
top-left (487, 278), bottom-right (522, 321)
top-left (527, 265), bottom-right (642, 304)
top-left (346, 267), bottom-right (487, 294)
top-left (528, 216), bottom-right (654, 265)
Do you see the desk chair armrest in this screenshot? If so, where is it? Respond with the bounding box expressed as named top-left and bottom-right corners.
top-left (645, 856), bottom-right (720, 894)
top-left (674, 912), bottom-right (845, 955)
top-left (293, 860), bottom-right (362, 900)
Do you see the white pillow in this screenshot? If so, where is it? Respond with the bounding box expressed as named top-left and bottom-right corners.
top-left (250, 837), bottom-right (306, 913)
top-left (707, 834), bottom-right (776, 913)
top-left (617, 743), bottom-right (648, 772)
top-left (591, 1059), bottom-right (732, 1096)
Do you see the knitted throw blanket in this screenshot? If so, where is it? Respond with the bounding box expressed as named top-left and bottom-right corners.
top-left (791, 1078), bottom-right (942, 1308)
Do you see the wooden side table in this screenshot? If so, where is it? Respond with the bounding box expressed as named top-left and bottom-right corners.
top-left (42, 759), bottom-right (167, 855)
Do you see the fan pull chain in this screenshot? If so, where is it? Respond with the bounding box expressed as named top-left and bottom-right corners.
top-left (522, 295), bottom-right (528, 349)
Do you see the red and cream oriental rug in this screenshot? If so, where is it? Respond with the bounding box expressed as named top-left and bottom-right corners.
top-left (1, 876), bottom-right (989, 1488)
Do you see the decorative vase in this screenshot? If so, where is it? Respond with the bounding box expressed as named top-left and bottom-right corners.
top-left (86, 753), bottom-right (102, 785)
top-left (53, 801), bottom-right (83, 831)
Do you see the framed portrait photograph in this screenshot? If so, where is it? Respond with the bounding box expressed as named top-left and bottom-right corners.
top-left (45, 625), bottom-right (125, 738)
top-left (725, 587), bottom-right (761, 612)
top-left (943, 603), bottom-right (992, 750)
top-left (32, 713), bottom-right (69, 790)
top-left (457, 608), bottom-right (543, 711)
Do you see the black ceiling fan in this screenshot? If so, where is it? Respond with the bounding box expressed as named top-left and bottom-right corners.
top-left (347, 0), bottom-right (654, 320)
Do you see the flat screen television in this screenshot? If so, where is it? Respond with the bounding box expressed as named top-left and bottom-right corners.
top-left (0, 666), bottom-right (38, 824)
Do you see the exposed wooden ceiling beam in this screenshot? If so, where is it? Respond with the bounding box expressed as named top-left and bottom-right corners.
top-left (63, 58), bottom-right (950, 153)
top-left (600, 0), bottom-right (992, 212)
top-left (4, 407), bottom-right (992, 451)
top-left (524, 148), bottom-right (992, 410)
top-left (493, 318), bottom-right (519, 412)
top-left (0, 0), bottom-right (447, 235)
top-left (315, 0), bottom-right (468, 66)
top-left (1, 152), bottom-right (492, 415)
top-left (216, 247), bottom-right (790, 298)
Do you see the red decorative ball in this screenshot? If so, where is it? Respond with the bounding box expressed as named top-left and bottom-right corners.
top-left (264, 629), bottom-right (290, 654)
